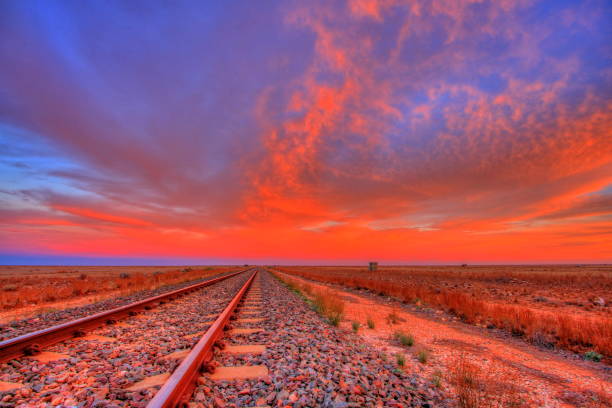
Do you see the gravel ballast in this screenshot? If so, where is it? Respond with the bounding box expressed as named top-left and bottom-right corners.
top-left (193, 270), bottom-right (449, 408)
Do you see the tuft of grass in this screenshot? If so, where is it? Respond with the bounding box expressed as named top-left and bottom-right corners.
top-left (367, 316), bottom-right (375, 329)
top-left (584, 350), bottom-right (603, 362)
top-left (432, 370), bottom-right (442, 388)
top-left (394, 331), bottom-right (414, 347)
top-left (449, 355), bottom-right (485, 408)
top-left (352, 321), bottom-right (361, 332)
top-left (417, 350), bottom-right (429, 364)
top-left (396, 353), bottom-right (405, 367)
top-left (328, 314), bottom-right (341, 326)
top-left (449, 354), bottom-right (525, 408)
top-left (312, 288), bottom-right (345, 327)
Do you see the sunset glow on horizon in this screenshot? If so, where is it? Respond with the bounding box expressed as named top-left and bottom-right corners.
top-left (1, 0), bottom-right (611, 264)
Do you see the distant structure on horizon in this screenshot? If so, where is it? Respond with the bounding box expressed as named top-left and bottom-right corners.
top-left (369, 262), bottom-right (378, 272)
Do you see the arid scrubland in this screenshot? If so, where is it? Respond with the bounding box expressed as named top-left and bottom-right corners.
top-left (276, 265), bottom-right (612, 359)
top-left (0, 265), bottom-right (235, 311)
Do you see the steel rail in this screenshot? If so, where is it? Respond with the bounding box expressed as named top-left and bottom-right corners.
top-left (0, 268), bottom-right (251, 363)
top-left (147, 269), bottom-right (258, 408)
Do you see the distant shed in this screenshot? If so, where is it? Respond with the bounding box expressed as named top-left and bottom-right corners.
top-left (369, 262), bottom-right (378, 272)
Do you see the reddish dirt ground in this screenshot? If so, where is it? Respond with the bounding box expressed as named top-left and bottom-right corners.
top-left (279, 272), bottom-right (612, 408)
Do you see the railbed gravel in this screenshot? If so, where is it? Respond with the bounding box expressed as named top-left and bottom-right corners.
top-left (0, 270), bottom-right (239, 342)
top-left (0, 273), bottom-right (250, 407)
top-left (193, 271), bottom-right (450, 408)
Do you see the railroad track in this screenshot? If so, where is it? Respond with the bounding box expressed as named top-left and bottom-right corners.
top-left (147, 270), bottom-right (258, 407)
top-left (0, 268), bottom-right (443, 407)
top-left (0, 269), bottom-right (255, 405)
top-left (0, 269), bottom-right (250, 363)
top-left (148, 270), bottom-right (441, 408)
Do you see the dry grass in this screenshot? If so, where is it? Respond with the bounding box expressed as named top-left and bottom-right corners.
top-left (275, 266), bottom-right (612, 357)
top-left (557, 386), bottom-right (612, 408)
top-left (417, 350), bottom-right (429, 364)
top-left (394, 330), bottom-right (415, 347)
top-left (313, 288), bottom-right (345, 326)
top-left (449, 360), bottom-right (612, 408)
top-left (276, 264), bottom-right (612, 286)
top-left (0, 266), bottom-right (235, 311)
top-left (272, 272), bottom-right (345, 326)
top-left (448, 354), bottom-right (526, 408)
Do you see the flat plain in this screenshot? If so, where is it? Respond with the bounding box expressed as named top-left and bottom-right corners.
top-left (0, 265), bottom-right (609, 407)
top-left (0, 265), bottom-right (235, 324)
top-left (274, 265), bottom-right (612, 407)
top-left (276, 264), bottom-right (612, 358)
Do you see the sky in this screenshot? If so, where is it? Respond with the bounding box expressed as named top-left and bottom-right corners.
top-left (0, 0), bottom-right (611, 265)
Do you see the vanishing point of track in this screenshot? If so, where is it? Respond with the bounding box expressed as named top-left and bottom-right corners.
top-left (147, 270), bottom-right (257, 407)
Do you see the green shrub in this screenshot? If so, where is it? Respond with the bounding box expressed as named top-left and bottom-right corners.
top-left (367, 317), bottom-right (375, 329)
top-left (584, 350), bottom-right (602, 362)
top-left (352, 321), bottom-right (360, 332)
top-left (394, 331), bottom-right (414, 347)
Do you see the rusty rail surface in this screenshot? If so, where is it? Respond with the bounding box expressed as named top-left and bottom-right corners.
top-left (147, 269), bottom-right (258, 408)
top-left (0, 269), bottom-right (250, 363)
